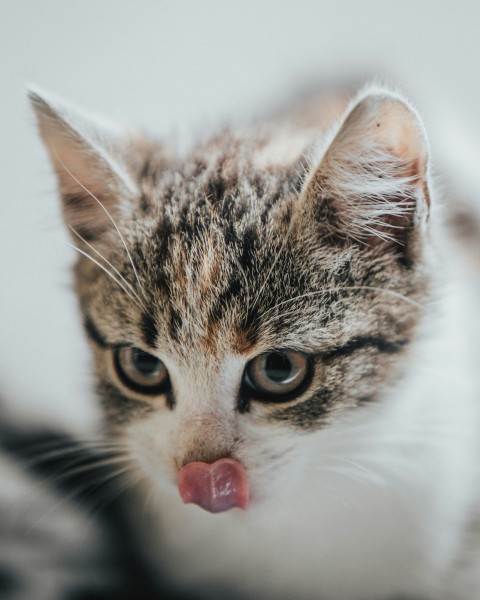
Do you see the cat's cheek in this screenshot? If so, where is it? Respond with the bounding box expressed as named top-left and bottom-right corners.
top-left (232, 419), bottom-right (311, 501)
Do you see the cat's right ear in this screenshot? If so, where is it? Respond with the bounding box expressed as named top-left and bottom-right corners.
top-left (29, 88), bottom-right (138, 241)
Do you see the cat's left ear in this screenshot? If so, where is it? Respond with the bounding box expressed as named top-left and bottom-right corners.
top-left (298, 87), bottom-right (430, 254)
top-left (29, 88), bottom-right (139, 241)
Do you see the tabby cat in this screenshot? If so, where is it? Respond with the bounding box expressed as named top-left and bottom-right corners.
top-left (25, 83), bottom-right (480, 599)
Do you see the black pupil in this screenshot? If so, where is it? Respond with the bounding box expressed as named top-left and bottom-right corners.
top-left (265, 353), bottom-right (292, 383)
top-left (132, 349), bottom-right (161, 377)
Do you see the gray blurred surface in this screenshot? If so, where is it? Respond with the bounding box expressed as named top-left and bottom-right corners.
top-left (1, 0), bottom-right (479, 432)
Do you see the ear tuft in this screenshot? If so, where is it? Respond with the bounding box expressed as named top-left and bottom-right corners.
top-left (301, 86), bottom-right (430, 251)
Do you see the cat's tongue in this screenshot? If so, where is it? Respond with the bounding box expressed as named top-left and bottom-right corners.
top-left (178, 458), bottom-right (249, 513)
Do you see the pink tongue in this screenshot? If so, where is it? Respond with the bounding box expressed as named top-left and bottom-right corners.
top-left (178, 458), bottom-right (249, 513)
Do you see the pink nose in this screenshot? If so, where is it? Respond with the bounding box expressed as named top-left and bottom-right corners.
top-left (178, 458), bottom-right (249, 513)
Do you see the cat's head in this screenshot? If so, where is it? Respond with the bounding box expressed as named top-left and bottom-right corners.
top-left (30, 85), bottom-right (431, 512)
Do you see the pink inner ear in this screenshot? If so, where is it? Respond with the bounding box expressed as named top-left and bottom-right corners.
top-left (178, 458), bottom-right (249, 513)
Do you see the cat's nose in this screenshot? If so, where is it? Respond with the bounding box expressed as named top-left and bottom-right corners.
top-left (178, 458), bottom-right (249, 513)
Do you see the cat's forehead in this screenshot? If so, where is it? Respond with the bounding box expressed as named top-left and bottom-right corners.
top-left (80, 123), bottom-right (424, 361)
top-left (111, 210), bottom-right (380, 363)
top-left (77, 133), bottom-right (327, 360)
top-left (131, 202), bottom-right (296, 358)
top-left (121, 136), bottom-right (311, 354)
top-left (141, 131), bottom-right (306, 225)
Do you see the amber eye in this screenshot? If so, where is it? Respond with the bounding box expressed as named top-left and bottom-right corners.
top-left (114, 347), bottom-right (170, 394)
top-left (243, 351), bottom-right (312, 401)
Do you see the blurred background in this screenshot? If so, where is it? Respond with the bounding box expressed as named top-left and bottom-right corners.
top-left (1, 0), bottom-right (480, 433)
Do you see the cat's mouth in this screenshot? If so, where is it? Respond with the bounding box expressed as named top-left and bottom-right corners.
top-left (178, 458), bottom-right (249, 513)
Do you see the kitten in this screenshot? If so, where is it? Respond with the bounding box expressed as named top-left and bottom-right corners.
top-left (29, 83), bottom-right (480, 600)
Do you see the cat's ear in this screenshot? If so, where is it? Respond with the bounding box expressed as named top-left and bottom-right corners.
top-left (29, 88), bottom-right (138, 241)
top-left (299, 87), bottom-right (430, 254)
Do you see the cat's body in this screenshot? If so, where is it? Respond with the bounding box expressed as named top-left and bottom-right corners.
top-left (22, 82), bottom-right (480, 599)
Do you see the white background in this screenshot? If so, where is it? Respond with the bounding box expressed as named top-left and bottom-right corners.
top-left (1, 1), bottom-right (479, 432)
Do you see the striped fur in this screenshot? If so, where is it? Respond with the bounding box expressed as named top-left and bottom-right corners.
top-left (29, 84), bottom-right (480, 600)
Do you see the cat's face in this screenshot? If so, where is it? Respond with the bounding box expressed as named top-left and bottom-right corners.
top-left (31, 87), bottom-right (431, 510)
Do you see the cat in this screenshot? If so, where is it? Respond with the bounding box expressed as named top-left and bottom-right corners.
top-left (26, 81), bottom-right (480, 600)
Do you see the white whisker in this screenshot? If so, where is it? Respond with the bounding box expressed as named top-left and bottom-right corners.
top-left (84, 464), bottom-right (141, 517)
top-left (262, 285), bottom-right (422, 323)
top-left (232, 254), bottom-right (251, 326)
top-left (63, 240), bottom-right (144, 311)
top-left (251, 201), bottom-right (296, 313)
top-left (22, 444), bottom-right (126, 469)
top-left (56, 154), bottom-right (149, 304)
top-left (32, 455), bottom-right (130, 490)
top-left (313, 465), bottom-right (381, 486)
top-left (319, 453), bottom-right (386, 484)
top-left (68, 225), bottom-right (147, 311)
top-left (22, 457), bottom-right (132, 534)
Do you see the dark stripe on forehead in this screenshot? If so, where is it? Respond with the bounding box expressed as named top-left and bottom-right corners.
top-left (205, 176), bottom-right (226, 204)
top-left (154, 216), bottom-right (173, 295)
top-left (141, 312), bottom-right (158, 348)
top-left (169, 309), bottom-right (183, 341)
top-left (240, 223), bottom-right (258, 271)
top-left (155, 215), bottom-right (173, 264)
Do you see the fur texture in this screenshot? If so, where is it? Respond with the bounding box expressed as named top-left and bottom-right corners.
top-left (28, 83), bottom-right (480, 600)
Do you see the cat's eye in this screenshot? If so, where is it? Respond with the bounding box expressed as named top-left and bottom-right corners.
top-left (243, 351), bottom-right (312, 401)
top-left (114, 347), bottom-right (170, 394)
